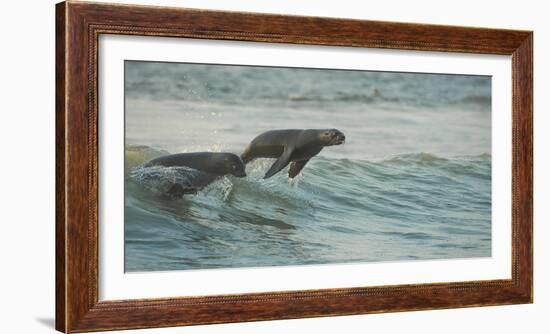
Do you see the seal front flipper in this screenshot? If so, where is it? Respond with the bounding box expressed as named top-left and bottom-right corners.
top-left (264, 146), bottom-right (293, 179)
top-left (288, 159), bottom-right (309, 178)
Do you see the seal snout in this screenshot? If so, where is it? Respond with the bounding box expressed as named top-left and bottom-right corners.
top-left (231, 158), bottom-right (247, 178)
top-left (329, 130), bottom-right (346, 145)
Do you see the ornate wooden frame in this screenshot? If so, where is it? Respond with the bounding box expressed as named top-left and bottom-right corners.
top-left (56, 1), bottom-right (533, 332)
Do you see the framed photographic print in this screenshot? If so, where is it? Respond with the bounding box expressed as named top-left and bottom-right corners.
top-left (56, 1), bottom-right (533, 332)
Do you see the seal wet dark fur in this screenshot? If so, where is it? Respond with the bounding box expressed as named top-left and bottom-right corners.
top-left (141, 152), bottom-right (246, 196)
top-left (241, 129), bottom-right (345, 179)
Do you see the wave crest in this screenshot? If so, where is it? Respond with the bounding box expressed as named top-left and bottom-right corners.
top-left (125, 145), bottom-right (491, 204)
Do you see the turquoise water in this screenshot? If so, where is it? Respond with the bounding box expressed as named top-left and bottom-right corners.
top-left (124, 61), bottom-right (492, 272)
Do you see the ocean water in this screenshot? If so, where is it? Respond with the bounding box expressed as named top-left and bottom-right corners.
top-left (124, 61), bottom-right (492, 272)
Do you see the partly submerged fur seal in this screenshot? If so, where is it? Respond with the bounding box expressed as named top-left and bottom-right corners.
top-left (241, 129), bottom-right (345, 179)
top-left (140, 152), bottom-right (246, 196)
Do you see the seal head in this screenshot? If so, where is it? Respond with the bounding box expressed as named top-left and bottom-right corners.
top-left (319, 129), bottom-right (346, 146)
top-left (219, 153), bottom-right (247, 177)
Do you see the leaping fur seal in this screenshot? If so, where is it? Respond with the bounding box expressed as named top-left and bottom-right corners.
top-left (140, 152), bottom-right (246, 196)
top-left (144, 152), bottom-right (246, 177)
top-left (241, 129), bottom-right (345, 179)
